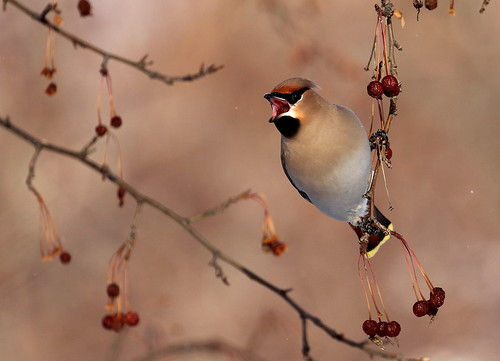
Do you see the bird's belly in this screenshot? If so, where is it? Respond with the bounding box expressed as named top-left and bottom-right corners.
top-left (286, 151), bottom-right (371, 223)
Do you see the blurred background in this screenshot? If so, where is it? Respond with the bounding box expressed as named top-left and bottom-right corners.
top-left (1, 1), bottom-right (499, 360)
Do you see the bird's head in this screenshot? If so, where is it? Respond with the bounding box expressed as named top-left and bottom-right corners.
top-left (264, 78), bottom-right (319, 138)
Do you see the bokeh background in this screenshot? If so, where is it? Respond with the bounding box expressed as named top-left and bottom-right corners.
top-left (1, 1), bottom-right (499, 360)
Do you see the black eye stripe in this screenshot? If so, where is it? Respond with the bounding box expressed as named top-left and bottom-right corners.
top-left (270, 87), bottom-right (309, 105)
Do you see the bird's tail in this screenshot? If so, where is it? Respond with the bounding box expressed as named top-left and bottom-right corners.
top-left (350, 206), bottom-right (393, 258)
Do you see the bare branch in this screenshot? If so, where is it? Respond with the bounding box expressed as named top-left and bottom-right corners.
top-left (3, 0), bottom-right (223, 85)
top-left (0, 115), bottom-right (426, 361)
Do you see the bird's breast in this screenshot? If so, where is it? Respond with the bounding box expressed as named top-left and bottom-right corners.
top-left (281, 119), bottom-right (371, 223)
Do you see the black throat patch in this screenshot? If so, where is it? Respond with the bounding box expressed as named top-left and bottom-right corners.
top-left (274, 115), bottom-right (300, 138)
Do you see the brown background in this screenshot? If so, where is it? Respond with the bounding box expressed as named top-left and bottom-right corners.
top-left (1, 1), bottom-right (499, 360)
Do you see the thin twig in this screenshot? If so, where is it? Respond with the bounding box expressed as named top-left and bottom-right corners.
top-left (2, 0), bottom-right (223, 85)
top-left (0, 116), bottom-right (427, 361)
top-left (186, 189), bottom-right (253, 224)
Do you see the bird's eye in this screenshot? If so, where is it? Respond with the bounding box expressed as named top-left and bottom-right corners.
top-left (290, 92), bottom-right (301, 103)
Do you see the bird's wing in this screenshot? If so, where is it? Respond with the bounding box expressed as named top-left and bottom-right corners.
top-left (281, 152), bottom-right (312, 203)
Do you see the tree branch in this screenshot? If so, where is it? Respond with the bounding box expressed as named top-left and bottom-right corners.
top-left (0, 115), bottom-right (428, 361)
top-left (2, 0), bottom-right (223, 85)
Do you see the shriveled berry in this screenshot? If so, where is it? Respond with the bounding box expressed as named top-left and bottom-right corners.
top-left (413, 300), bottom-right (429, 317)
top-left (362, 319), bottom-right (378, 336)
top-left (107, 283), bottom-right (120, 298)
top-left (367, 81), bottom-right (384, 98)
top-left (426, 300), bottom-right (438, 316)
top-left (102, 315), bottom-right (114, 330)
top-left (381, 75), bottom-right (400, 97)
top-left (125, 311), bottom-right (140, 326)
top-left (425, 0), bottom-right (438, 10)
top-left (376, 321), bottom-right (388, 337)
top-left (413, 0), bottom-right (424, 9)
top-left (45, 82), bottom-right (57, 96)
top-left (78, 0), bottom-right (92, 16)
top-left (95, 124), bottom-right (107, 137)
top-left (117, 187), bottom-right (126, 207)
top-left (386, 321), bottom-right (401, 337)
top-left (430, 287), bottom-right (445, 308)
top-left (110, 116), bottom-right (122, 128)
top-left (59, 251), bottom-right (71, 264)
top-left (385, 147), bottom-right (393, 160)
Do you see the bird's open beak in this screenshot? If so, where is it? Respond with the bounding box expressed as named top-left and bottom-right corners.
top-left (264, 93), bottom-right (290, 123)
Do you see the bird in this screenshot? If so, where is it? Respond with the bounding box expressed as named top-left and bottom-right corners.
top-left (264, 77), bottom-right (392, 257)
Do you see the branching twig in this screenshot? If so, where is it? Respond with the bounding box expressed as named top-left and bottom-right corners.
top-left (2, 0), bottom-right (223, 85)
top-left (0, 116), bottom-right (427, 361)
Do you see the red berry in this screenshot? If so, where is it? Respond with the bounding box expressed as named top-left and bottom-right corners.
top-left (110, 116), bottom-right (122, 128)
top-left (95, 124), bottom-right (107, 137)
top-left (430, 287), bottom-right (445, 308)
top-left (425, 0), bottom-right (438, 10)
top-left (102, 315), bottom-right (114, 330)
top-left (125, 311), bottom-right (140, 326)
top-left (385, 147), bottom-right (393, 160)
top-left (111, 313), bottom-right (125, 332)
top-left (59, 251), bottom-right (71, 264)
top-left (426, 300), bottom-right (439, 316)
top-left (45, 82), bottom-right (57, 96)
top-left (107, 283), bottom-right (120, 298)
top-left (40, 67), bottom-right (56, 79)
top-left (367, 81), bottom-right (384, 98)
top-left (376, 321), bottom-right (388, 337)
top-left (386, 321), bottom-right (401, 337)
top-left (381, 75), bottom-right (400, 97)
top-left (362, 319), bottom-right (378, 336)
top-left (413, 300), bottom-right (429, 317)
top-left (78, 0), bottom-right (92, 17)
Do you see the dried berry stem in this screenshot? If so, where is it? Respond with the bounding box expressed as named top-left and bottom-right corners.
top-left (26, 146), bottom-right (67, 261)
top-left (386, 16), bottom-right (398, 77)
top-left (358, 259), bottom-right (374, 319)
top-left (392, 231), bottom-right (435, 291)
top-left (379, 15), bottom-right (390, 76)
top-left (400, 241), bottom-right (425, 300)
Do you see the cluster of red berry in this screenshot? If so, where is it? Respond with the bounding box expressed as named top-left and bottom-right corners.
top-left (95, 115), bottom-right (122, 137)
top-left (413, 287), bottom-right (446, 317)
top-left (367, 75), bottom-right (400, 99)
top-left (101, 283), bottom-right (140, 332)
top-left (362, 287), bottom-right (445, 340)
top-left (362, 319), bottom-right (401, 338)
